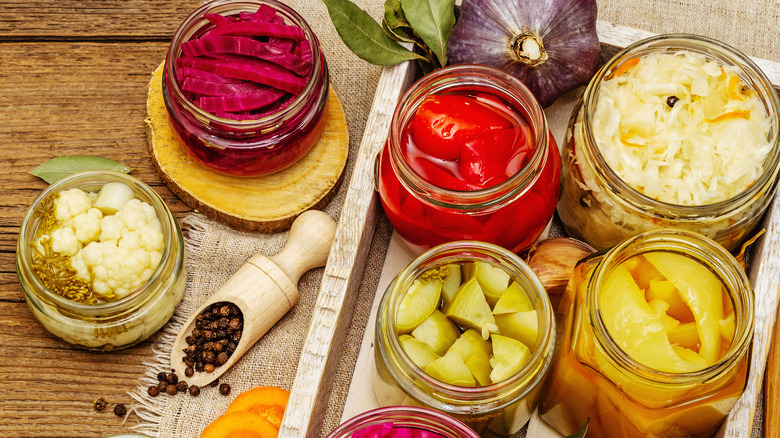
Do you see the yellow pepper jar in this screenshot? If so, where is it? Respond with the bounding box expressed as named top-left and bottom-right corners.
top-left (538, 229), bottom-right (753, 438)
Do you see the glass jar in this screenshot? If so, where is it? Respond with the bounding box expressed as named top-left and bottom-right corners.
top-left (328, 406), bottom-right (480, 438)
top-left (374, 241), bottom-right (556, 436)
top-left (16, 170), bottom-right (187, 351)
top-left (377, 65), bottom-right (561, 254)
top-left (557, 34), bottom-right (780, 252)
top-left (163, 0), bottom-right (329, 177)
top-left (538, 229), bottom-right (754, 438)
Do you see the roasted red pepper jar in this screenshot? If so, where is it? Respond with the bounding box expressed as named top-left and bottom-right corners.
top-left (377, 65), bottom-right (561, 253)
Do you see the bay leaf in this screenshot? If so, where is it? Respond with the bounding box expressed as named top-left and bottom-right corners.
top-left (323, 0), bottom-right (424, 66)
top-left (566, 418), bottom-right (589, 438)
top-left (30, 155), bottom-right (132, 184)
top-left (381, 18), bottom-right (417, 44)
top-left (384, 0), bottom-right (410, 31)
top-left (401, 0), bottom-right (455, 67)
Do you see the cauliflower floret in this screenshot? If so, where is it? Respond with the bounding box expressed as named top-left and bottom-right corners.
top-left (45, 185), bottom-right (165, 301)
top-left (71, 207), bottom-right (103, 243)
top-left (54, 188), bottom-right (92, 223)
top-left (50, 227), bottom-right (80, 257)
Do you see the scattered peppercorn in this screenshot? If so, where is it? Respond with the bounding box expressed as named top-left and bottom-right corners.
top-left (181, 302), bottom-right (243, 376)
top-left (209, 379), bottom-right (220, 388)
top-left (148, 386), bottom-right (161, 397)
top-left (176, 381), bottom-right (188, 392)
top-left (185, 366), bottom-right (194, 378)
top-left (219, 383), bottom-right (231, 396)
top-left (157, 372), bottom-right (167, 382)
top-left (93, 397), bottom-right (108, 412)
top-left (189, 385), bottom-right (201, 397)
top-left (114, 403), bottom-right (127, 417)
top-left (166, 385), bottom-right (178, 396)
top-left (166, 373), bottom-right (178, 385)
top-left (666, 95), bottom-right (680, 108)
top-left (157, 380), bottom-right (168, 391)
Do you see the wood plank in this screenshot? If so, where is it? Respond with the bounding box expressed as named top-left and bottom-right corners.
top-left (0, 1), bottom-right (202, 39)
top-left (279, 60), bottom-right (416, 437)
top-left (0, 41), bottom-right (190, 437)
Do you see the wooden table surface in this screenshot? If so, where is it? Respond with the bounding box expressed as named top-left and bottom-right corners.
top-left (0, 2), bottom-right (204, 436)
top-left (1, 2), bottom-right (779, 438)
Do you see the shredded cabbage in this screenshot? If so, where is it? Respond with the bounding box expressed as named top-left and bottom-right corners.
top-left (592, 51), bottom-right (773, 205)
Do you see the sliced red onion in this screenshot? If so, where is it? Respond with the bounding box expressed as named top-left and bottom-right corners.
top-left (447, 0), bottom-right (600, 107)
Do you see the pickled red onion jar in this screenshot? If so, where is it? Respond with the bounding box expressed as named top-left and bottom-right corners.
top-left (377, 65), bottom-right (561, 253)
top-left (163, 0), bottom-right (329, 177)
top-left (557, 34), bottom-right (780, 251)
top-left (328, 406), bottom-right (480, 438)
top-left (538, 229), bottom-right (754, 438)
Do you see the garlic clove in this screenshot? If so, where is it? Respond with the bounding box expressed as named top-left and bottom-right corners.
top-left (526, 237), bottom-right (596, 294)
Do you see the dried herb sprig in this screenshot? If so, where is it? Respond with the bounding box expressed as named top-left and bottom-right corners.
top-left (29, 194), bottom-right (95, 304)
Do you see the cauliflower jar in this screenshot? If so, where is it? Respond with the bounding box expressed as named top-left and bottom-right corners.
top-left (557, 34), bottom-right (780, 251)
top-left (16, 170), bottom-right (186, 350)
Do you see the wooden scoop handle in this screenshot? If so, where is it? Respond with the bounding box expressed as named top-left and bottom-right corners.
top-left (272, 209), bottom-right (338, 285)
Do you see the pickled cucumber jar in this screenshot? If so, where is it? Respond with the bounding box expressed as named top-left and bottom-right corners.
top-left (557, 34), bottom-right (780, 251)
top-left (373, 241), bottom-right (556, 436)
top-left (328, 406), bottom-right (480, 438)
top-left (538, 229), bottom-right (754, 438)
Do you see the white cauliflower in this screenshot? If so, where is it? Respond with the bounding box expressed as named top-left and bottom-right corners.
top-left (44, 184), bottom-right (164, 300)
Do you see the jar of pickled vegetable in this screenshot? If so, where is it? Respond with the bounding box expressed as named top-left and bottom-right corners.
top-left (328, 406), bottom-right (480, 438)
top-left (16, 170), bottom-right (186, 351)
top-left (377, 65), bottom-right (561, 253)
top-left (557, 34), bottom-right (780, 251)
top-left (373, 241), bottom-right (556, 436)
top-left (538, 229), bottom-right (754, 438)
top-left (163, 0), bottom-right (329, 177)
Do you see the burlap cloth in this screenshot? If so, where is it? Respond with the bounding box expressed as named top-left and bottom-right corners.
top-left (129, 0), bottom-right (780, 436)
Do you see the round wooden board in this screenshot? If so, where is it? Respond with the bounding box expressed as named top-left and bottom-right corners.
top-left (145, 62), bottom-right (349, 233)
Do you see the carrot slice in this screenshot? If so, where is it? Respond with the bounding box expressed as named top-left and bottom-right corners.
top-left (225, 386), bottom-right (290, 429)
top-left (609, 57), bottom-right (640, 79)
top-left (704, 111), bottom-right (750, 123)
top-left (200, 411), bottom-right (278, 438)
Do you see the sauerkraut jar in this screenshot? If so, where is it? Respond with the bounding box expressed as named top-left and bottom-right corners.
top-left (558, 34), bottom-right (780, 251)
top-left (373, 241), bottom-right (556, 436)
top-left (16, 171), bottom-right (186, 351)
top-left (538, 229), bottom-right (753, 438)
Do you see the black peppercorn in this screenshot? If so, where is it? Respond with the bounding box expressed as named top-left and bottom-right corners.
top-left (93, 397), bottom-right (108, 411)
top-left (156, 372), bottom-right (167, 382)
top-left (209, 379), bottom-right (220, 387)
top-left (204, 363), bottom-right (215, 373)
top-left (666, 95), bottom-right (680, 108)
top-left (195, 361), bottom-right (205, 372)
top-left (166, 385), bottom-right (178, 396)
top-left (166, 373), bottom-right (178, 385)
top-left (148, 386), bottom-right (160, 397)
top-left (220, 305), bottom-right (231, 317)
top-left (185, 366), bottom-right (194, 378)
top-left (217, 352), bottom-right (229, 365)
top-left (185, 335), bottom-right (197, 345)
top-left (157, 380), bottom-right (168, 391)
top-left (229, 318), bottom-right (242, 330)
top-left (189, 385), bottom-right (200, 397)
top-left (114, 404), bottom-right (127, 417)
top-left (184, 358), bottom-right (195, 368)
top-left (202, 350), bottom-right (216, 363)
top-left (219, 383), bottom-right (231, 396)
top-left (176, 381), bottom-right (188, 392)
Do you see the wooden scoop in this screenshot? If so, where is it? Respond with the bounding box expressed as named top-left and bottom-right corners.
top-left (170, 210), bottom-right (337, 387)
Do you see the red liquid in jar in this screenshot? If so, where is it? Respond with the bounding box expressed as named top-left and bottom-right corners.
top-left (378, 91), bottom-right (561, 253)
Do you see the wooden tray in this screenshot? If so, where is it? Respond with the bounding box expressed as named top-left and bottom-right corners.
top-left (277, 22), bottom-right (780, 437)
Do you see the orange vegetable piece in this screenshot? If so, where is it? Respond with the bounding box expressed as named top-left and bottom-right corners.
top-left (704, 110), bottom-right (750, 123)
top-left (609, 57), bottom-right (640, 79)
top-left (200, 411), bottom-right (278, 438)
top-left (727, 75), bottom-right (746, 101)
top-left (225, 386), bottom-right (291, 429)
